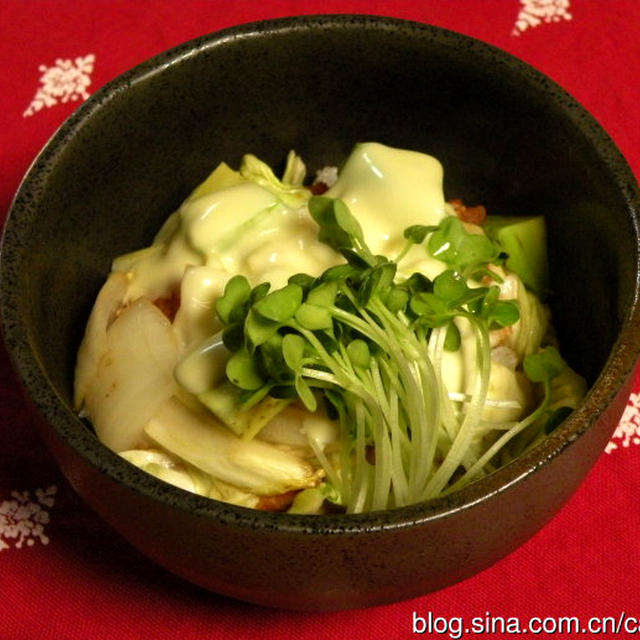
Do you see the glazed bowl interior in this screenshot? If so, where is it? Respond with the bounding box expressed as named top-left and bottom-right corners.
top-left (2, 15), bottom-right (639, 609)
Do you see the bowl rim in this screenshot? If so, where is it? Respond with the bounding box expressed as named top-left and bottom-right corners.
top-left (2, 13), bottom-right (640, 534)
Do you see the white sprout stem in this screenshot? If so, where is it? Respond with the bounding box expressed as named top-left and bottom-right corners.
top-left (338, 420), bottom-right (353, 510)
top-left (350, 401), bottom-right (370, 513)
top-left (422, 316), bottom-right (491, 498)
top-left (307, 435), bottom-right (342, 496)
top-left (371, 359), bottom-right (409, 506)
top-left (371, 407), bottom-right (392, 511)
top-left (352, 361), bottom-right (393, 511)
top-left (370, 302), bottom-right (438, 504)
top-left (411, 336), bottom-right (443, 498)
top-left (447, 391), bottom-right (522, 409)
top-left (428, 326), bottom-right (460, 443)
top-left (447, 391), bottom-right (551, 492)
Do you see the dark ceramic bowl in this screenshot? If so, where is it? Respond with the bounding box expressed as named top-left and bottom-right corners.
top-left (2, 15), bottom-right (640, 611)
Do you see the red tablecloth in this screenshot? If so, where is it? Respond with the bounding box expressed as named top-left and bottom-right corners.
top-left (1, 2), bottom-right (639, 638)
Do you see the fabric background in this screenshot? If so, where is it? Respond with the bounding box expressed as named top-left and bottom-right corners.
top-left (1, 2), bottom-right (639, 638)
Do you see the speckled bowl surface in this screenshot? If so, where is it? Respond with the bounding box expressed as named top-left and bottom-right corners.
top-left (2, 15), bottom-right (640, 610)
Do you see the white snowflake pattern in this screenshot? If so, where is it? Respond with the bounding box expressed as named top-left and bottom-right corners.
top-left (512, 0), bottom-right (572, 35)
top-left (0, 485), bottom-right (57, 551)
top-left (23, 54), bottom-right (95, 118)
top-left (605, 392), bottom-right (640, 453)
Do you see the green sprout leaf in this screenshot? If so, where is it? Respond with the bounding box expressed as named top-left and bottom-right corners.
top-left (250, 282), bottom-right (271, 303)
top-left (221, 322), bottom-right (245, 352)
top-left (308, 196), bottom-right (375, 265)
top-left (320, 263), bottom-right (361, 283)
top-left (485, 298), bottom-right (520, 328)
top-left (259, 333), bottom-right (292, 383)
top-left (295, 376), bottom-right (317, 412)
top-left (523, 346), bottom-right (567, 384)
top-left (333, 198), bottom-right (365, 245)
top-left (288, 272), bottom-right (316, 293)
top-left (216, 275), bottom-right (252, 324)
top-left (306, 280), bottom-right (338, 307)
top-left (433, 269), bottom-right (468, 305)
top-left (403, 224), bottom-right (437, 244)
top-left (444, 321), bottom-right (461, 351)
top-left (404, 272), bottom-right (432, 294)
top-left (410, 291), bottom-right (454, 327)
top-left (346, 339), bottom-right (371, 369)
top-left (282, 333), bottom-right (306, 372)
top-left (295, 303), bottom-right (334, 330)
top-left (358, 263), bottom-right (397, 306)
top-left (308, 196), bottom-right (355, 253)
top-left (226, 348), bottom-right (265, 390)
top-left (384, 286), bottom-right (410, 313)
top-left (427, 215), bottom-right (500, 277)
top-left (245, 308), bottom-right (281, 350)
top-left (253, 283), bottom-right (303, 322)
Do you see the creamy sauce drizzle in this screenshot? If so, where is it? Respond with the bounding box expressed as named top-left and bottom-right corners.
top-left (112, 142), bottom-right (479, 398)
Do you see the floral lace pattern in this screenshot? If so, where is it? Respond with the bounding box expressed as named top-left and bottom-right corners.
top-left (23, 54), bottom-right (95, 117)
top-left (0, 486), bottom-right (57, 551)
top-left (606, 392), bottom-right (640, 453)
top-left (513, 0), bottom-right (572, 35)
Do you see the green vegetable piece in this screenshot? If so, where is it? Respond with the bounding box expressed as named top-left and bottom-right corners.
top-left (403, 224), bottom-right (437, 244)
top-left (404, 272), bottom-right (432, 294)
top-left (226, 348), bottom-right (265, 390)
top-left (287, 485), bottom-right (330, 514)
top-left (198, 381), bottom-right (289, 439)
top-left (221, 322), bottom-right (245, 352)
top-left (259, 333), bottom-right (292, 383)
top-left (306, 280), bottom-right (338, 307)
top-left (216, 275), bottom-right (252, 324)
top-left (385, 286), bottom-right (409, 313)
top-left (358, 263), bottom-right (397, 306)
top-left (320, 263), bottom-right (361, 283)
top-left (308, 196), bottom-right (374, 264)
top-left (472, 285), bottom-right (520, 328)
top-left (282, 333), bottom-right (306, 371)
top-left (428, 216), bottom-right (499, 276)
top-left (444, 321), bottom-right (461, 351)
top-left (186, 162), bottom-right (245, 203)
top-left (485, 298), bottom-right (520, 328)
top-left (433, 269), bottom-right (468, 305)
top-left (484, 215), bottom-right (549, 296)
top-left (334, 198), bottom-right (366, 245)
top-left (197, 382), bottom-right (245, 429)
top-left (410, 292), bottom-right (453, 327)
top-left (245, 308), bottom-right (281, 350)
top-left (295, 376), bottom-right (317, 412)
top-left (346, 339), bottom-right (371, 369)
top-left (341, 248), bottom-right (375, 269)
top-left (295, 303), bottom-right (334, 331)
top-left (523, 346), bottom-right (567, 384)
top-left (250, 282), bottom-right (271, 303)
top-left (308, 196), bottom-right (352, 252)
top-left (281, 149), bottom-right (306, 186)
top-left (288, 272), bottom-right (316, 293)
top-left (239, 152), bottom-right (309, 208)
top-left (253, 283), bottom-right (303, 322)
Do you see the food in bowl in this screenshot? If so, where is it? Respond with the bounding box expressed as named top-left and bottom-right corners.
top-left (74, 141), bottom-right (586, 514)
top-left (3, 13), bottom-right (638, 609)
